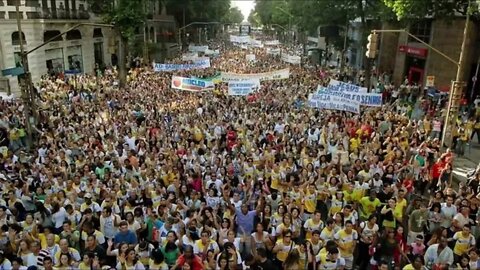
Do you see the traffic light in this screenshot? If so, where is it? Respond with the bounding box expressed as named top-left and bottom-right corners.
top-left (365, 32), bottom-right (378, 58)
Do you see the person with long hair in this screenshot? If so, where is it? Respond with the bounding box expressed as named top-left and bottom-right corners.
top-left (283, 248), bottom-right (300, 270)
top-left (356, 214), bottom-right (379, 270)
top-left (161, 231), bottom-right (180, 268)
top-left (116, 247), bottom-right (145, 270)
top-left (54, 253), bottom-right (76, 270)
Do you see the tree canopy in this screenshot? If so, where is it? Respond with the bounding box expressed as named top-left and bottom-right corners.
top-left (223, 7), bottom-right (244, 24)
top-left (383, 0), bottom-right (471, 20)
top-left (253, 0), bottom-right (394, 35)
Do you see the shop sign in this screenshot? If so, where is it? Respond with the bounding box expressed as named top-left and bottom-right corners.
top-left (399, 45), bottom-right (428, 58)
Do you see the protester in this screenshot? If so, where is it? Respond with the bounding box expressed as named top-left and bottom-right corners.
top-left (0, 37), bottom-right (477, 270)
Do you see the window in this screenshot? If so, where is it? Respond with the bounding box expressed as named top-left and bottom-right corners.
top-left (7, 0), bottom-right (16, 6)
top-left (93, 28), bottom-right (103, 38)
top-left (409, 20), bottom-right (432, 43)
top-left (66, 29), bottom-right (82, 40)
top-left (44, 30), bottom-right (63, 42)
top-left (25, 0), bottom-right (40, 7)
top-left (11, 31), bottom-right (27, 45)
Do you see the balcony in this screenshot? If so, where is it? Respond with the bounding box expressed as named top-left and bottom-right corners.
top-left (35, 6), bottom-right (89, 20)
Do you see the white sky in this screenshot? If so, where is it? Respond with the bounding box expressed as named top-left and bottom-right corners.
top-left (231, 0), bottom-right (255, 21)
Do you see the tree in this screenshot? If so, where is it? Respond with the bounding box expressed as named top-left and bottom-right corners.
top-left (383, 0), bottom-right (470, 20)
top-left (88, 0), bottom-right (146, 87)
top-left (248, 11), bottom-right (261, 27)
top-left (223, 7), bottom-right (244, 24)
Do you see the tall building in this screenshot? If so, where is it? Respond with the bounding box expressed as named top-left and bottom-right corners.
top-left (0, 0), bottom-right (116, 94)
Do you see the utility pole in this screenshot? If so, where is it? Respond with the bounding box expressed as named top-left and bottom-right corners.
top-left (15, 0), bottom-right (33, 149)
top-left (442, 0), bottom-right (472, 148)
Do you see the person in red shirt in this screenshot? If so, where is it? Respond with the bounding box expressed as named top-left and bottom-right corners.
top-left (173, 245), bottom-right (204, 270)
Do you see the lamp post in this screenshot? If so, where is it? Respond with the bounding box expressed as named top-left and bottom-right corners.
top-left (275, 7), bottom-right (294, 45)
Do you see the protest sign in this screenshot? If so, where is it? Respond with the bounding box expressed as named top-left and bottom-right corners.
top-left (327, 79), bottom-right (367, 93)
top-left (264, 40), bottom-right (280, 46)
top-left (182, 52), bottom-right (198, 61)
top-left (318, 89), bottom-right (383, 107)
top-left (246, 54), bottom-right (256, 62)
top-left (308, 93), bottom-right (360, 114)
top-left (188, 45), bottom-right (208, 53)
top-left (153, 59), bottom-right (210, 72)
top-left (171, 76), bottom-right (214, 92)
top-left (230, 35), bottom-right (251, 43)
top-left (281, 53), bottom-right (301, 65)
top-left (251, 39), bottom-right (264, 48)
top-left (228, 80), bottom-right (261, 96)
top-left (266, 48), bottom-right (281, 55)
top-left (220, 68), bottom-right (290, 82)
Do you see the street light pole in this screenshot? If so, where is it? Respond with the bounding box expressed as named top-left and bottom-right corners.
top-left (442, 0), bottom-right (472, 148)
top-left (15, 0), bottom-right (33, 149)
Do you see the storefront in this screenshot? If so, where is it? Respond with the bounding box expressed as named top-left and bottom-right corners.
top-left (65, 44), bottom-right (83, 73)
top-left (399, 45), bottom-right (428, 86)
top-left (45, 48), bottom-right (65, 74)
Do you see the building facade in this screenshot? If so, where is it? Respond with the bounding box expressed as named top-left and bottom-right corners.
top-left (377, 19), bottom-right (480, 99)
top-left (0, 0), bottom-right (116, 94)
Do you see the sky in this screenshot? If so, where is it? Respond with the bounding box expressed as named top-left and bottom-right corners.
top-left (231, 0), bottom-right (255, 21)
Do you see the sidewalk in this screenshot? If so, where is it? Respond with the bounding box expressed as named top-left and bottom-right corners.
top-left (452, 142), bottom-right (480, 183)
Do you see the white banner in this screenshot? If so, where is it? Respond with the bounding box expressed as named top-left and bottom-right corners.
top-left (220, 68), bottom-right (290, 82)
top-left (171, 76), bottom-right (214, 92)
top-left (182, 52), bottom-right (198, 61)
top-left (281, 53), bottom-right (301, 65)
top-left (188, 45), bottom-right (208, 53)
top-left (319, 88), bottom-right (383, 107)
top-left (264, 40), bottom-right (280, 46)
top-left (246, 54), bottom-right (256, 62)
top-left (230, 35), bottom-right (251, 43)
top-left (251, 39), bottom-right (264, 48)
top-left (204, 49), bottom-right (220, 56)
top-left (266, 48), bottom-right (281, 55)
top-left (308, 99), bottom-right (360, 114)
top-left (228, 80), bottom-right (261, 96)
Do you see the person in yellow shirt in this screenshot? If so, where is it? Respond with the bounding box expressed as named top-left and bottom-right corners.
top-left (359, 190), bottom-right (381, 220)
top-left (320, 219), bottom-right (336, 242)
top-left (452, 224), bottom-right (475, 258)
top-left (303, 184), bottom-right (318, 215)
top-left (304, 211), bottom-right (324, 240)
top-left (272, 230), bottom-right (296, 263)
top-left (334, 220), bottom-right (358, 270)
top-left (394, 189), bottom-right (408, 223)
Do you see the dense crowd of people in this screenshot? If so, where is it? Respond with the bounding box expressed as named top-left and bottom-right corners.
top-left (0, 38), bottom-right (480, 270)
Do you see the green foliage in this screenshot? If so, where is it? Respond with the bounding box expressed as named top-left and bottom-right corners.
top-left (253, 0), bottom-right (394, 35)
top-left (223, 7), bottom-right (244, 24)
top-left (87, 0), bottom-right (146, 40)
top-left (383, 0), bottom-right (470, 20)
top-left (248, 11), bottom-right (261, 27)
top-left (165, 0), bottom-right (230, 26)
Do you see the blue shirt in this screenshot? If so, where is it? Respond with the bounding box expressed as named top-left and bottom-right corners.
top-left (114, 230), bottom-right (137, 245)
top-left (235, 209), bottom-right (256, 234)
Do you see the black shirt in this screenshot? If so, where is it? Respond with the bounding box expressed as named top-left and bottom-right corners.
top-left (251, 259), bottom-right (278, 270)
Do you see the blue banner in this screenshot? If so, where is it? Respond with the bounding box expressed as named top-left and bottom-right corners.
top-left (153, 59), bottom-right (210, 72)
top-left (318, 89), bottom-right (383, 107)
